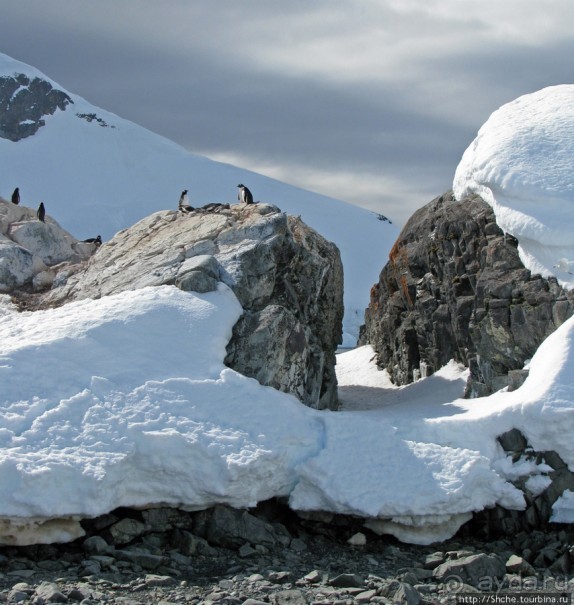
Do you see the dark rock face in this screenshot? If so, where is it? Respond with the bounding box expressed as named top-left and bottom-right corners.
top-left (0, 73), bottom-right (72, 141)
top-left (474, 429), bottom-right (574, 539)
top-left (224, 215), bottom-right (344, 408)
top-left (193, 504), bottom-right (288, 549)
top-left (360, 191), bottom-right (574, 396)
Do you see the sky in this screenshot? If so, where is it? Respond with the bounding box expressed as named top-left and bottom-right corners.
top-left (2, 1), bottom-right (574, 227)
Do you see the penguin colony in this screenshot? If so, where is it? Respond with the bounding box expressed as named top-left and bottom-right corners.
top-left (177, 184), bottom-right (255, 214)
top-left (7, 187), bottom-right (101, 245)
top-left (5, 182), bottom-right (258, 248)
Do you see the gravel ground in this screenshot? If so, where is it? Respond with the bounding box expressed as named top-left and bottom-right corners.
top-left (0, 506), bottom-right (573, 604)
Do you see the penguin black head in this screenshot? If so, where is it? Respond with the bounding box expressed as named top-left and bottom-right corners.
top-left (237, 184), bottom-right (243, 188)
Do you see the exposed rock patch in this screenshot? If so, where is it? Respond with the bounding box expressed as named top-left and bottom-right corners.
top-left (473, 428), bottom-right (574, 539)
top-left (360, 191), bottom-right (574, 396)
top-left (0, 74), bottom-right (72, 141)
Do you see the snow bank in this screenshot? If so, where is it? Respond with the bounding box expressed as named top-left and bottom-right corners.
top-left (551, 490), bottom-right (574, 523)
top-left (1, 283), bottom-right (572, 546)
top-left (0, 286), bottom-right (325, 542)
top-left (454, 85), bottom-right (574, 289)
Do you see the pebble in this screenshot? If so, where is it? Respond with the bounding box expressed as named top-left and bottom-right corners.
top-left (0, 505), bottom-right (572, 604)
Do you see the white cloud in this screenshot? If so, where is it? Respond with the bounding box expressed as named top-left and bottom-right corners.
top-left (185, 0), bottom-right (574, 85)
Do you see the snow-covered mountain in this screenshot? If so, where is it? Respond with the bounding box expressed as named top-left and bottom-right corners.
top-left (0, 52), bottom-right (398, 345)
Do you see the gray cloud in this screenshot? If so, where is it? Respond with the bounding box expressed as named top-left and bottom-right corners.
top-left (1, 0), bottom-right (574, 226)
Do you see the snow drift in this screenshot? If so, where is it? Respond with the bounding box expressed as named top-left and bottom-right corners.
top-left (454, 84), bottom-right (574, 290)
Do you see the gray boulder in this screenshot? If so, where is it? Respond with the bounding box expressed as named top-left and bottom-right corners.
top-left (33, 582), bottom-right (68, 604)
top-left (107, 518), bottom-right (147, 545)
top-left (433, 553), bottom-right (506, 588)
top-left (391, 582), bottom-right (421, 605)
top-left (176, 254), bottom-right (220, 293)
top-left (40, 203), bottom-right (343, 409)
top-left (193, 504), bottom-right (280, 549)
top-left (0, 240), bottom-right (37, 292)
top-left (360, 191), bottom-right (574, 396)
top-left (506, 554), bottom-right (536, 576)
top-left (0, 198), bottom-right (95, 293)
top-left (114, 550), bottom-right (166, 570)
top-left (9, 219), bottom-right (86, 265)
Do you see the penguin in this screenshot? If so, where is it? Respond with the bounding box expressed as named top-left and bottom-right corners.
top-left (37, 202), bottom-right (45, 222)
top-left (237, 184), bottom-right (254, 205)
top-left (178, 189), bottom-right (194, 213)
top-left (11, 187), bottom-right (20, 205)
top-left (83, 235), bottom-right (102, 246)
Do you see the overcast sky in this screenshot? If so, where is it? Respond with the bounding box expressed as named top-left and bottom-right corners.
top-left (1, 1), bottom-right (574, 226)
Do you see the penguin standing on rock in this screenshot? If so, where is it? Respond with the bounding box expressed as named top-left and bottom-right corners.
top-left (237, 184), bottom-right (253, 205)
top-left (178, 189), bottom-right (194, 213)
top-left (37, 202), bottom-right (45, 222)
top-left (11, 187), bottom-right (20, 205)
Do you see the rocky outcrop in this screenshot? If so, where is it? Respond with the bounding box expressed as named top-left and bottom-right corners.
top-left (0, 74), bottom-right (72, 141)
top-left (474, 428), bottom-right (574, 539)
top-left (38, 203), bottom-right (344, 409)
top-left (0, 198), bottom-right (97, 293)
top-left (224, 215), bottom-right (343, 407)
top-left (360, 191), bottom-right (574, 396)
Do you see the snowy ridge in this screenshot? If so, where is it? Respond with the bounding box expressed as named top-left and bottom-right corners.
top-left (0, 52), bottom-right (399, 345)
top-left (0, 53), bottom-right (66, 92)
